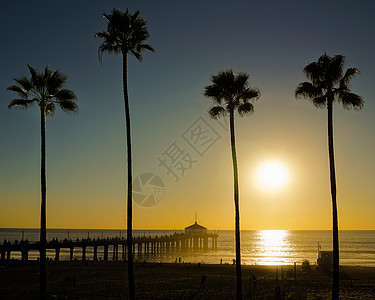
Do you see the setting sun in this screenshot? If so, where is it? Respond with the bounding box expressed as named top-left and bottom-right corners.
top-left (256, 161), bottom-right (289, 191)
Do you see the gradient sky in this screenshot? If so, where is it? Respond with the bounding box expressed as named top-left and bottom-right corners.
top-left (1, 0), bottom-right (375, 230)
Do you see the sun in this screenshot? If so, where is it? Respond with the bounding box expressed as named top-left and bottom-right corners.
top-left (256, 161), bottom-right (289, 191)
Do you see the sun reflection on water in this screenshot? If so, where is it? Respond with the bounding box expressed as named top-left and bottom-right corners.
top-left (261, 230), bottom-right (288, 246)
top-left (258, 230), bottom-right (290, 265)
top-left (243, 230), bottom-right (292, 265)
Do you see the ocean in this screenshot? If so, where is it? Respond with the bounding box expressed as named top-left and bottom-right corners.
top-left (1, 229), bottom-right (374, 266)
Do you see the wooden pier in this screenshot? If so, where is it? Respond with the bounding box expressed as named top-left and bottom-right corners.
top-left (0, 232), bottom-right (218, 262)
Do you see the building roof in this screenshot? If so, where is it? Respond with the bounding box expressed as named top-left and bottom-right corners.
top-left (185, 222), bottom-right (207, 230)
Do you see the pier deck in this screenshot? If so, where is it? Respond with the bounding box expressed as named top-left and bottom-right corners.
top-left (0, 232), bottom-right (218, 262)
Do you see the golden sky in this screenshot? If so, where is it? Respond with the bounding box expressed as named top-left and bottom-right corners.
top-left (1, 1), bottom-right (375, 230)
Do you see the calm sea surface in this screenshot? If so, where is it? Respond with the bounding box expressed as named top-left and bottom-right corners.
top-left (1, 229), bottom-right (374, 266)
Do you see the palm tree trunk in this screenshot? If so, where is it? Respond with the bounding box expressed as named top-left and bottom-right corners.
top-left (328, 99), bottom-right (339, 300)
top-left (123, 53), bottom-right (135, 299)
top-left (230, 110), bottom-right (242, 300)
top-left (40, 105), bottom-right (47, 300)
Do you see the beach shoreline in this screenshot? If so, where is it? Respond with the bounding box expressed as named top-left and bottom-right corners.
top-left (1, 260), bottom-right (375, 299)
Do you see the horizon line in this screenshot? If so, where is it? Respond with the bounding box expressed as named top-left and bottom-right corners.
top-left (1, 227), bottom-right (375, 231)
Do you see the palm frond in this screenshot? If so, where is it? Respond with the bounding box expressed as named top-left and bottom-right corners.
top-left (95, 31), bottom-right (107, 39)
top-left (298, 53), bottom-right (363, 111)
top-left (131, 10), bottom-right (141, 22)
top-left (339, 92), bottom-right (364, 110)
top-left (7, 65), bottom-right (78, 115)
top-left (130, 49), bottom-right (142, 61)
top-left (55, 89), bottom-right (77, 102)
top-left (204, 69), bottom-right (260, 119)
top-left (241, 88), bottom-right (260, 102)
top-left (59, 100), bottom-right (78, 114)
top-left (95, 31), bottom-right (122, 62)
top-left (204, 84), bottom-right (225, 105)
top-left (45, 103), bottom-right (56, 116)
top-left (312, 96), bottom-right (327, 108)
top-left (211, 70), bottom-right (235, 92)
top-left (340, 68), bottom-right (360, 88)
top-left (100, 44), bottom-right (122, 63)
top-left (295, 82), bottom-right (323, 99)
top-left (27, 64), bottom-right (38, 86)
top-left (139, 44), bottom-right (155, 52)
top-left (238, 102), bottom-right (254, 116)
top-left (335, 85), bottom-right (351, 95)
top-left (131, 44), bottom-right (155, 62)
top-left (95, 8), bottom-right (153, 62)
top-left (208, 106), bottom-right (226, 119)
top-left (233, 72), bottom-right (249, 91)
top-left (303, 61), bottom-right (323, 86)
top-left (102, 12), bottom-right (111, 22)
top-left (44, 66), bottom-right (53, 81)
top-left (318, 52), bottom-right (330, 63)
top-left (48, 69), bottom-right (68, 94)
top-left (327, 55), bottom-right (345, 85)
top-left (13, 76), bottom-right (32, 92)
top-left (8, 99), bottom-right (36, 109)
top-left (7, 85), bottom-right (28, 99)
top-left (304, 54), bottom-right (344, 88)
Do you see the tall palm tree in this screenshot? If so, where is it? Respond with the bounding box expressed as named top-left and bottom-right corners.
top-left (295, 53), bottom-right (363, 300)
top-left (204, 70), bottom-right (260, 300)
top-left (95, 8), bottom-right (154, 299)
top-left (7, 64), bottom-right (78, 300)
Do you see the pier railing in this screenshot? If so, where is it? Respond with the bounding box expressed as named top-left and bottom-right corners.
top-left (0, 232), bottom-right (218, 262)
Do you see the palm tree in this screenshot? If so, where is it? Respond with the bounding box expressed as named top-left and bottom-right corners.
top-left (295, 53), bottom-right (363, 300)
top-left (204, 70), bottom-right (260, 299)
top-left (7, 64), bottom-right (78, 300)
top-left (95, 8), bottom-right (154, 299)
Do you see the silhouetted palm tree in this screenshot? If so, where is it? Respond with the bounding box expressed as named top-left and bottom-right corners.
top-left (295, 53), bottom-right (363, 300)
top-left (204, 70), bottom-right (260, 300)
top-left (95, 8), bottom-right (154, 299)
top-left (7, 65), bottom-right (78, 300)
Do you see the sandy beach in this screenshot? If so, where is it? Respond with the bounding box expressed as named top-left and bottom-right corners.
top-left (1, 261), bottom-right (375, 299)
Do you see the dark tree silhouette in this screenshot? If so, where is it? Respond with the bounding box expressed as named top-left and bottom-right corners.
top-left (95, 8), bottom-right (154, 299)
top-left (295, 53), bottom-right (363, 300)
top-left (7, 65), bottom-right (78, 300)
top-left (204, 70), bottom-right (260, 300)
